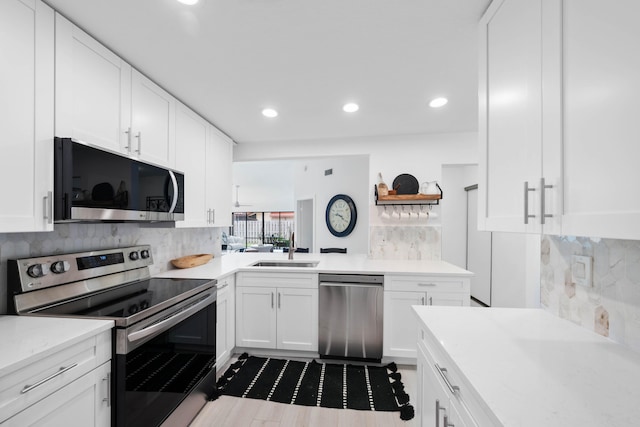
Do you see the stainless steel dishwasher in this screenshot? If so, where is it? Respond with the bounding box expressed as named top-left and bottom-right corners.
top-left (318, 273), bottom-right (384, 361)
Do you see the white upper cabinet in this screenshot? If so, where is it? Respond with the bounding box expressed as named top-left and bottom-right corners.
top-left (55, 13), bottom-right (131, 154)
top-left (479, 0), bottom-right (562, 235)
top-left (175, 102), bottom-right (209, 227)
top-left (560, 0), bottom-right (640, 240)
top-left (130, 70), bottom-right (176, 167)
top-left (206, 126), bottom-right (233, 227)
top-left (0, 0), bottom-right (55, 232)
top-left (55, 15), bottom-right (176, 168)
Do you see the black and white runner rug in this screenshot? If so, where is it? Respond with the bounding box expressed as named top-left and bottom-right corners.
top-left (212, 353), bottom-right (414, 420)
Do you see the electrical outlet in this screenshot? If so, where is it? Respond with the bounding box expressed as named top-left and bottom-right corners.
top-left (572, 255), bottom-right (592, 287)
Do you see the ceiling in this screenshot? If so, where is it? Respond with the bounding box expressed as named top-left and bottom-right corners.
top-left (45, 0), bottom-right (491, 144)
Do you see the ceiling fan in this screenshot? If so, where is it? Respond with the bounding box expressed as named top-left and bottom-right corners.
top-left (233, 185), bottom-right (252, 208)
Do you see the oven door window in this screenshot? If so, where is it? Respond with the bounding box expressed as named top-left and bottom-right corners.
top-left (116, 302), bottom-right (216, 427)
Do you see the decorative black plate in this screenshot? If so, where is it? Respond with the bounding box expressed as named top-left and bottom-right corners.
top-left (392, 174), bottom-right (419, 194)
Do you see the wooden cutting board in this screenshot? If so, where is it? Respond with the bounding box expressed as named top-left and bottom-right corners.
top-left (171, 254), bottom-right (213, 269)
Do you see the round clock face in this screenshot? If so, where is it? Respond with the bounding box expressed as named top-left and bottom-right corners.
top-left (325, 194), bottom-right (357, 237)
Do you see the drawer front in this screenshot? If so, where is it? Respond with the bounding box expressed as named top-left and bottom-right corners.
top-left (0, 330), bottom-right (111, 423)
top-left (217, 273), bottom-right (235, 297)
top-left (386, 274), bottom-right (469, 293)
top-left (419, 328), bottom-right (500, 426)
top-left (237, 272), bottom-right (318, 289)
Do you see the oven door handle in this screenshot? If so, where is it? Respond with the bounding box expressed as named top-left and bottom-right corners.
top-left (127, 293), bottom-right (214, 343)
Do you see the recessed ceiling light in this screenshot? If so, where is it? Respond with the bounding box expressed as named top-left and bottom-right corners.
top-left (343, 103), bottom-right (359, 113)
top-left (262, 108), bottom-right (278, 118)
top-left (177, 0), bottom-right (199, 5)
top-left (429, 97), bottom-right (448, 108)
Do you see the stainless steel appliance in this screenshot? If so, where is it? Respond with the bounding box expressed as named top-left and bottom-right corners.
top-left (318, 273), bottom-right (384, 361)
top-left (54, 137), bottom-right (185, 222)
top-left (8, 245), bottom-right (216, 427)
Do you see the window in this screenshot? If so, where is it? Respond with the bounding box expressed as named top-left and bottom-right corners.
top-left (230, 211), bottom-right (294, 249)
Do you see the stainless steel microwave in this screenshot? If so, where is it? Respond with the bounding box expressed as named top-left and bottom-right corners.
top-left (54, 138), bottom-right (185, 222)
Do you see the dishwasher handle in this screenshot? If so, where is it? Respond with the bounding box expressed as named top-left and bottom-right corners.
top-left (319, 282), bottom-right (383, 289)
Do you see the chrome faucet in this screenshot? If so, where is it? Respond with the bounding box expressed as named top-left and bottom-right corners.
top-left (288, 232), bottom-right (295, 260)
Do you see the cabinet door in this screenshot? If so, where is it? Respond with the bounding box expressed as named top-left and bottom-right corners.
top-left (417, 343), bottom-right (449, 427)
top-left (383, 291), bottom-right (424, 359)
top-left (0, 0), bottom-right (54, 232)
top-left (478, 0), bottom-right (543, 233)
top-left (561, 0), bottom-right (640, 240)
top-left (216, 285), bottom-right (230, 366)
top-left (216, 275), bottom-right (236, 367)
top-left (277, 288), bottom-right (318, 351)
top-left (175, 103), bottom-right (208, 227)
top-left (236, 286), bottom-right (277, 349)
top-left (206, 126), bottom-right (233, 227)
top-left (55, 13), bottom-right (131, 153)
top-left (130, 69), bottom-right (175, 167)
top-left (3, 361), bottom-right (111, 427)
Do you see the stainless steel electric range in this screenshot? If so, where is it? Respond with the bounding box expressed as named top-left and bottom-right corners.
top-left (7, 245), bottom-right (217, 427)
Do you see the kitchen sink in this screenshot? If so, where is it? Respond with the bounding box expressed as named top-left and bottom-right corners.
top-left (250, 261), bottom-right (320, 268)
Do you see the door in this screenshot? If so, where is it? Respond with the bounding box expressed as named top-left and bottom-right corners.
top-left (206, 126), bottom-right (233, 227)
top-left (383, 291), bottom-right (423, 358)
top-left (55, 13), bottom-right (131, 153)
top-left (236, 286), bottom-right (277, 349)
top-left (0, 0), bottom-right (54, 232)
top-left (216, 285), bottom-right (230, 365)
top-left (277, 288), bottom-right (318, 351)
top-left (478, 0), bottom-right (543, 233)
top-left (130, 69), bottom-right (175, 167)
top-left (466, 186), bottom-right (492, 306)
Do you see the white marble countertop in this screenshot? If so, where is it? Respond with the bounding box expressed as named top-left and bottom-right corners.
top-left (0, 316), bottom-right (114, 376)
top-left (413, 306), bottom-right (640, 427)
top-left (154, 252), bottom-right (473, 281)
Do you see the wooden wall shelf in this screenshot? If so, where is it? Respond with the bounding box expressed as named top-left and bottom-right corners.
top-left (374, 184), bottom-right (443, 206)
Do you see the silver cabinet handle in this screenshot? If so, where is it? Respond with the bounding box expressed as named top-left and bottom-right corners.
top-left (43, 191), bottom-right (53, 224)
top-left (540, 177), bottom-right (553, 225)
top-left (218, 281), bottom-right (229, 290)
top-left (524, 181), bottom-right (536, 224)
top-left (271, 292), bottom-right (274, 309)
top-left (421, 296), bottom-right (425, 305)
top-left (418, 283), bottom-right (437, 287)
top-left (21, 364), bottom-right (78, 394)
top-left (278, 292), bottom-right (281, 308)
top-left (429, 296), bottom-right (433, 305)
top-left (435, 363), bottom-right (460, 394)
top-left (124, 127), bottom-right (132, 152)
top-left (103, 372), bottom-right (111, 407)
top-left (134, 131), bottom-right (142, 153)
top-left (444, 414), bottom-right (454, 427)
top-left (436, 399), bottom-right (441, 427)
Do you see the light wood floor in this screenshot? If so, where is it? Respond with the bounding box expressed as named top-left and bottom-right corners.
top-left (189, 359), bottom-right (417, 427)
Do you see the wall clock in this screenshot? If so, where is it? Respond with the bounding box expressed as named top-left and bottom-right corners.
top-left (325, 194), bottom-right (357, 237)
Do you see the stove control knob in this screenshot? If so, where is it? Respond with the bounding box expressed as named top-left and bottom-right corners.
top-left (51, 261), bottom-right (71, 274)
top-left (129, 251), bottom-right (139, 261)
top-left (27, 263), bottom-right (49, 278)
top-left (140, 249), bottom-right (150, 259)
top-left (139, 300), bottom-right (150, 310)
top-left (128, 304), bottom-right (139, 315)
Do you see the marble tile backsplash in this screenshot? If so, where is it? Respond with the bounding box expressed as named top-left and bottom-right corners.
top-left (369, 225), bottom-right (441, 260)
top-left (541, 235), bottom-right (640, 352)
top-left (0, 224), bottom-right (223, 314)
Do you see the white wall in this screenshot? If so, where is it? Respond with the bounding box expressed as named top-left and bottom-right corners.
top-left (294, 156), bottom-right (369, 254)
top-left (232, 160), bottom-right (295, 212)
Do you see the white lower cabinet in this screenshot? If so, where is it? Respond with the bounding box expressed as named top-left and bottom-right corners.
top-left (3, 361), bottom-right (111, 427)
top-left (383, 275), bottom-right (470, 359)
top-left (0, 329), bottom-right (112, 427)
top-left (216, 274), bottom-right (236, 367)
top-left (236, 272), bottom-right (318, 352)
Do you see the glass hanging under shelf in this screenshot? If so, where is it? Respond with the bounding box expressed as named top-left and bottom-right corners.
top-left (374, 184), bottom-right (443, 206)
